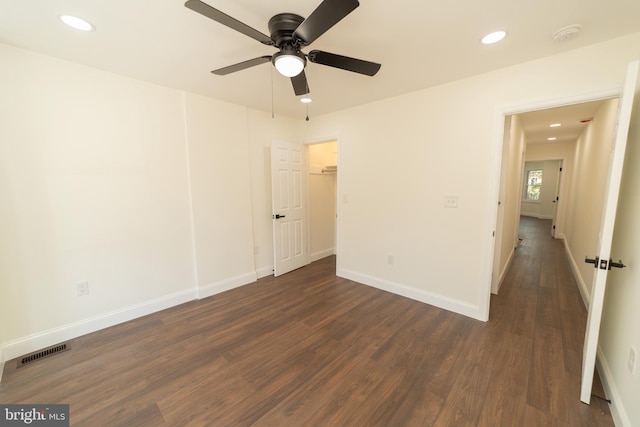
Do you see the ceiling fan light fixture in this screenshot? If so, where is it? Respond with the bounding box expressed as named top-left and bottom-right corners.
top-left (273, 50), bottom-right (306, 77)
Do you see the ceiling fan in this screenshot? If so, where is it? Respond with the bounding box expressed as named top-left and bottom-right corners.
top-left (184, 0), bottom-right (381, 96)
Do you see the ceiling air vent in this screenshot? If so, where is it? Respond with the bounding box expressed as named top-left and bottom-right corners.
top-left (17, 343), bottom-right (70, 368)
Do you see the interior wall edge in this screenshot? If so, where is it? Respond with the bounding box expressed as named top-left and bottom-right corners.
top-left (337, 269), bottom-right (483, 321)
top-left (0, 288), bottom-right (197, 362)
top-left (311, 249), bottom-right (335, 263)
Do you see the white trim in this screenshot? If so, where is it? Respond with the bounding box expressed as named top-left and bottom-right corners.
top-left (499, 88), bottom-right (621, 116)
top-left (256, 266), bottom-right (274, 279)
top-left (338, 268), bottom-right (482, 320)
top-left (493, 247), bottom-right (515, 295)
top-left (197, 272), bottom-right (257, 299)
top-left (1, 289), bottom-right (197, 362)
top-left (485, 87), bottom-right (622, 321)
top-left (311, 248), bottom-right (335, 262)
top-left (519, 212), bottom-right (554, 220)
top-left (563, 239), bottom-right (590, 308)
top-left (596, 346), bottom-right (630, 427)
top-left (0, 347), bottom-right (5, 383)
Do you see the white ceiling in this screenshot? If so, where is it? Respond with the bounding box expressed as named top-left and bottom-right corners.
top-left (519, 100), bottom-right (606, 145)
top-left (1, 0), bottom-right (639, 119)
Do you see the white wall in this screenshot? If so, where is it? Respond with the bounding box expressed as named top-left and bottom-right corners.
top-left (492, 115), bottom-right (526, 294)
top-left (598, 74), bottom-right (640, 426)
top-left (308, 141), bottom-right (337, 261)
top-left (0, 43), bottom-right (298, 362)
top-left (0, 44), bottom-right (197, 358)
top-left (300, 33), bottom-right (640, 320)
top-left (563, 99), bottom-right (620, 300)
top-left (183, 93), bottom-right (257, 297)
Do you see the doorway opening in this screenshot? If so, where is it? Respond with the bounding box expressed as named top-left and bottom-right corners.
top-left (490, 94), bottom-right (617, 298)
top-left (306, 139), bottom-right (338, 263)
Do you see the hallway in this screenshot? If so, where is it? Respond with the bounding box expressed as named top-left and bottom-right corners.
top-left (487, 216), bottom-right (613, 425)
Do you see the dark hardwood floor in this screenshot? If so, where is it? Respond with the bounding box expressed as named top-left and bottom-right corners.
top-left (0, 217), bottom-right (614, 426)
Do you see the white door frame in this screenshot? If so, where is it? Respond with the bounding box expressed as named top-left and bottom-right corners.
top-left (482, 88), bottom-right (621, 321)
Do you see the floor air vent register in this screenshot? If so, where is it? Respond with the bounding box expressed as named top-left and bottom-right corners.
top-left (17, 343), bottom-right (70, 368)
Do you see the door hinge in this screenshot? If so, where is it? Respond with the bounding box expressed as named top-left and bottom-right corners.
top-left (560, 167), bottom-right (563, 171)
top-left (553, 225), bottom-right (556, 230)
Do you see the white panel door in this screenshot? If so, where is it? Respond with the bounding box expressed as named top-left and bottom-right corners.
top-left (581, 60), bottom-right (640, 403)
top-left (271, 141), bottom-right (308, 277)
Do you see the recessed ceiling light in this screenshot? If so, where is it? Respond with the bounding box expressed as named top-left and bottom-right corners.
top-left (59, 15), bottom-right (95, 32)
top-left (547, 137), bottom-right (557, 141)
top-left (300, 97), bottom-right (312, 104)
top-left (550, 123), bottom-right (561, 127)
top-left (481, 31), bottom-right (506, 45)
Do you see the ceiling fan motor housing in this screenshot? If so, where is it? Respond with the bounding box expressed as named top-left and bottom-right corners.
top-left (268, 13), bottom-right (305, 47)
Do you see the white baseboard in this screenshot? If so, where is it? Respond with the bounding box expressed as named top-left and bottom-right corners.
top-left (597, 346), bottom-right (630, 427)
top-left (1, 288), bottom-right (197, 362)
top-left (493, 248), bottom-right (515, 295)
top-left (311, 248), bottom-right (335, 262)
top-left (0, 346), bottom-right (4, 383)
top-left (256, 266), bottom-right (274, 279)
top-left (563, 240), bottom-right (590, 308)
top-left (197, 271), bottom-right (257, 299)
top-left (337, 268), bottom-right (482, 321)
top-left (520, 212), bottom-right (554, 220)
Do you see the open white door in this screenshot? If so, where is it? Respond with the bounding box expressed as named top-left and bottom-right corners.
top-left (271, 141), bottom-right (308, 277)
top-left (580, 60), bottom-right (640, 404)
top-left (551, 160), bottom-right (562, 237)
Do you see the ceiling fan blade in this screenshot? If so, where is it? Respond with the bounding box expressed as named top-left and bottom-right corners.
top-left (308, 50), bottom-right (381, 76)
top-left (291, 71), bottom-right (310, 96)
top-left (185, 0), bottom-right (273, 46)
top-left (211, 56), bottom-right (272, 75)
top-left (293, 0), bottom-right (359, 45)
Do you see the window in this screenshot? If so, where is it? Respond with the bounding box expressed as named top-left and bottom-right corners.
top-left (525, 169), bottom-right (543, 201)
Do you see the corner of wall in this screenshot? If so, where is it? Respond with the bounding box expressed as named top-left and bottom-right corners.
top-left (337, 268), bottom-right (483, 321)
top-left (197, 271), bottom-right (258, 299)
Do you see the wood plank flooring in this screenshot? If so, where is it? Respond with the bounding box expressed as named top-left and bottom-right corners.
top-left (0, 217), bottom-right (614, 426)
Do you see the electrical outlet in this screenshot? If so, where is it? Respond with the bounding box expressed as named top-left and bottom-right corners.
top-left (76, 281), bottom-right (90, 297)
top-left (444, 195), bottom-right (459, 208)
top-left (387, 254), bottom-right (394, 265)
top-left (629, 347), bottom-right (637, 374)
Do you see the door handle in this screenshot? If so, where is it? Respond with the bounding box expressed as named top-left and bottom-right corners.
top-left (273, 214), bottom-right (286, 219)
top-left (608, 259), bottom-right (626, 270)
top-left (585, 256), bottom-right (599, 268)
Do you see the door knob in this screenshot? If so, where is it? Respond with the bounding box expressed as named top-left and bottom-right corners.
top-left (273, 214), bottom-right (286, 219)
